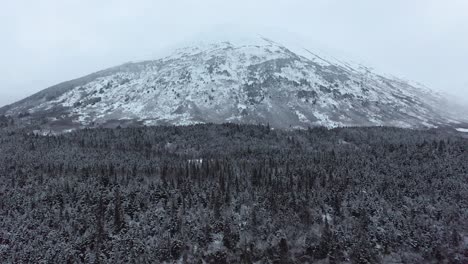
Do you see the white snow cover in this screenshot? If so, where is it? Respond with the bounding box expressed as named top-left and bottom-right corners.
top-left (4, 31), bottom-right (464, 129)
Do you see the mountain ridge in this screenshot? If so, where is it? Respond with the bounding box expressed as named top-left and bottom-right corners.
top-left (2, 35), bottom-right (466, 131)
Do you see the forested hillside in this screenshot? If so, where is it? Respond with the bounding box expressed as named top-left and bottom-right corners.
top-left (0, 124), bottom-right (467, 263)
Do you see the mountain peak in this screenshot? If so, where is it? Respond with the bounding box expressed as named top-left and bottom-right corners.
top-left (2, 34), bottom-right (465, 132)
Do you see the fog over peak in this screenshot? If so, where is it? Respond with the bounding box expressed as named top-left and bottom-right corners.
top-left (1, 0), bottom-right (468, 108)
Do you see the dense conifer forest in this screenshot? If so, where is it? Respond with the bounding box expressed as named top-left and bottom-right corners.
top-left (0, 123), bottom-right (467, 263)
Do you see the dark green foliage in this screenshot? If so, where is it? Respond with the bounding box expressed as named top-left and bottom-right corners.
top-left (0, 124), bottom-right (467, 263)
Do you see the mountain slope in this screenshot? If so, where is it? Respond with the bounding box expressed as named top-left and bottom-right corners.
top-left (1, 36), bottom-right (465, 130)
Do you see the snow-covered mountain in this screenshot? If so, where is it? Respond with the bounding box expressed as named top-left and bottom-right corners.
top-left (1, 35), bottom-right (466, 130)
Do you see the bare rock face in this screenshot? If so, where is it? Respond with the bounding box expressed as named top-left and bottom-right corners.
top-left (1, 36), bottom-right (465, 131)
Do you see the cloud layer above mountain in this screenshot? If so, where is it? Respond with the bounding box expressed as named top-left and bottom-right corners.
top-left (1, 0), bottom-right (467, 107)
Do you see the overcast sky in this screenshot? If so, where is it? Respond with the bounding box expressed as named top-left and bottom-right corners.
top-left (1, 0), bottom-right (468, 107)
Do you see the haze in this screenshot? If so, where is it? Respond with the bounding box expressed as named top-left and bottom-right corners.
top-left (1, 0), bottom-right (468, 107)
